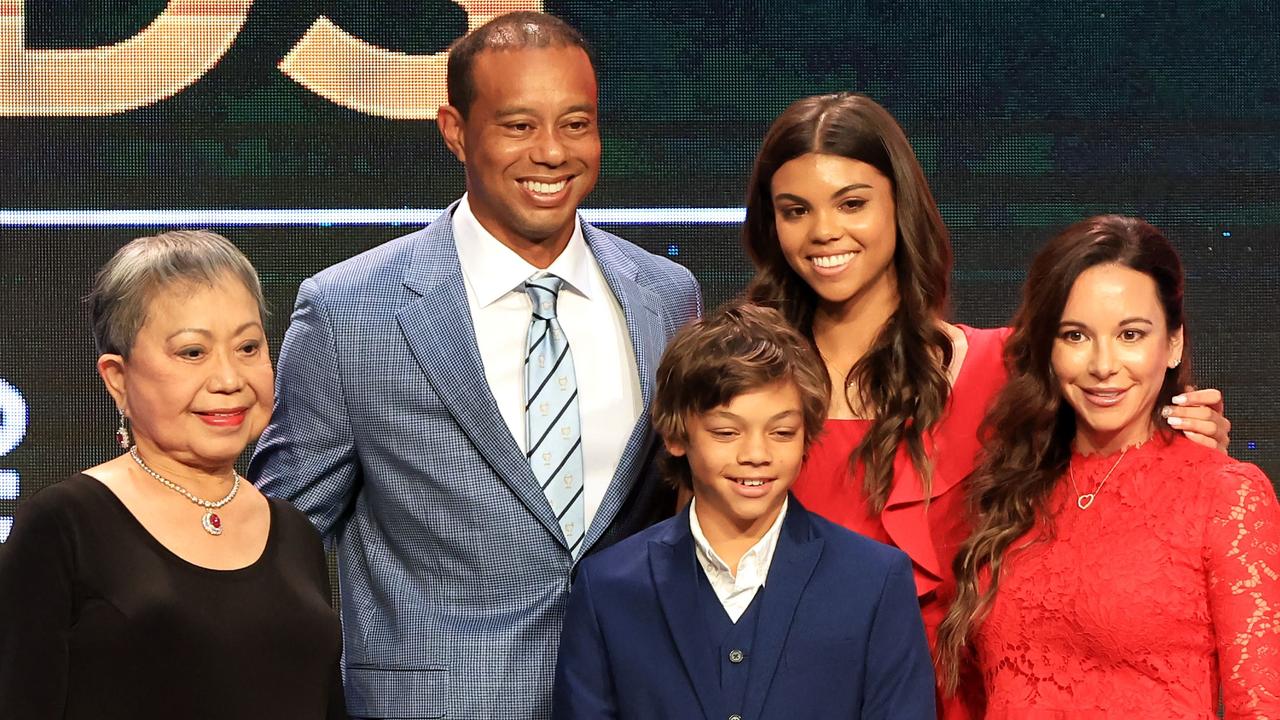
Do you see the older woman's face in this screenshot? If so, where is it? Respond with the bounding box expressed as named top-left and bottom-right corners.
top-left (116, 274), bottom-right (273, 471)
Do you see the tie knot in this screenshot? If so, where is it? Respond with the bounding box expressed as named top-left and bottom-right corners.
top-left (525, 274), bottom-right (564, 320)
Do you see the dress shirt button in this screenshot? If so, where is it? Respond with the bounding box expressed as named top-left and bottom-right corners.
top-left (728, 649), bottom-right (745, 663)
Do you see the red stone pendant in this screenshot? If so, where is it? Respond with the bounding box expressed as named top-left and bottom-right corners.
top-left (201, 510), bottom-right (224, 536)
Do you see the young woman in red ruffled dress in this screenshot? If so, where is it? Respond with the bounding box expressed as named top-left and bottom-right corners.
top-left (741, 94), bottom-right (1232, 717)
top-left (938, 216), bottom-right (1279, 717)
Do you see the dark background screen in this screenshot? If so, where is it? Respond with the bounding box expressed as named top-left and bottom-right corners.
top-left (1, 1), bottom-right (1277, 541)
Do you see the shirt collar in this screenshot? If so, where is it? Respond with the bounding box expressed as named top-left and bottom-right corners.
top-left (452, 194), bottom-right (596, 307)
top-left (689, 496), bottom-right (789, 583)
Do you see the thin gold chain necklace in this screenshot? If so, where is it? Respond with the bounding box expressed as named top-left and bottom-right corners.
top-left (1068, 447), bottom-right (1128, 510)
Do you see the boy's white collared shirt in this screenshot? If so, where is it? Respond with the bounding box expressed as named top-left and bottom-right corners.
top-left (688, 497), bottom-right (789, 623)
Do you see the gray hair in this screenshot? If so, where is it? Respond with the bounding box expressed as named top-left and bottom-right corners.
top-left (87, 230), bottom-right (267, 357)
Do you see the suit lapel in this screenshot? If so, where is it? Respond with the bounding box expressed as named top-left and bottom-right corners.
top-left (580, 224), bottom-right (667, 553)
top-left (396, 207), bottom-right (568, 547)
top-left (649, 511), bottom-right (718, 720)
top-left (741, 501), bottom-right (823, 719)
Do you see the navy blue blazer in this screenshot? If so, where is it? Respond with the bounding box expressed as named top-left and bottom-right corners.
top-left (251, 204), bottom-right (701, 719)
top-left (553, 499), bottom-right (936, 720)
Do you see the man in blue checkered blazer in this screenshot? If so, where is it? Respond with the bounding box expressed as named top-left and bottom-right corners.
top-left (250, 13), bottom-right (701, 720)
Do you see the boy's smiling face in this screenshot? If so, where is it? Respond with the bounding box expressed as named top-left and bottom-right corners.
top-left (667, 380), bottom-right (806, 541)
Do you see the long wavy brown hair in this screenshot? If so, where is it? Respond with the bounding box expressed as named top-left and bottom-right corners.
top-left (743, 92), bottom-right (953, 513)
top-left (936, 215), bottom-right (1191, 691)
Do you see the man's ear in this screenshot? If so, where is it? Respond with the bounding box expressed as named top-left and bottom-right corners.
top-left (97, 354), bottom-right (128, 411)
top-left (437, 105), bottom-right (467, 163)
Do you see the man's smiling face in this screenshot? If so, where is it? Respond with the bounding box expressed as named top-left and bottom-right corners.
top-left (441, 45), bottom-right (600, 265)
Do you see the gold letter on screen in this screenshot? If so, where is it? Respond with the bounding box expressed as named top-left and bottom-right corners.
top-left (0, 0), bottom-right (542, 117)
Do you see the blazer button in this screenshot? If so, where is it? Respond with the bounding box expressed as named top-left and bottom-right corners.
top-left (729, 715), bottom-right (743, 720)
top-left (728, 649), bottom-right (745, 663)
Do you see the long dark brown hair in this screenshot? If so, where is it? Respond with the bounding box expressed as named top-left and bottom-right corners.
top-left (936, 215), bottom-right (1191, 691)
top-left (743, 92), bottom-right (954, 513)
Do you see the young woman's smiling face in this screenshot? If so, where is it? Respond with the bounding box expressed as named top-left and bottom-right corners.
top-left (771, 152), bottom-right (898, 312)
top-left (1052, 263), bottom-right (1183, 454)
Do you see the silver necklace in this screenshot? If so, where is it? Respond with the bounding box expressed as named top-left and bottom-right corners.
top-left (1068, 447), bottom-right (1128, 510)
top-left (129, 446), bottom-right (240, 536)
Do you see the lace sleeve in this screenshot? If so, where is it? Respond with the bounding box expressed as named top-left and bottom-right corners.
top-left (1204, 462), bottom-right (1280, 718)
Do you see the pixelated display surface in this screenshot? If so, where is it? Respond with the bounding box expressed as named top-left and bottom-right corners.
top-left (1, 1), bottom-right (1277, 540)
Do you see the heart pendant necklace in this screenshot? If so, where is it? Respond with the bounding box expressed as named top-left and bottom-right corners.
top-left (1068, 447), bottom-right (1128, 511)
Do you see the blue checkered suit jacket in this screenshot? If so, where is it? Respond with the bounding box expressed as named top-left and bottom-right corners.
top-left (250, 204), bottom-right (702, 719)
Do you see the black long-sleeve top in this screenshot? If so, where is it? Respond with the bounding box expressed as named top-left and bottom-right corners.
top-left (0, 474), bottom-right (346, 719)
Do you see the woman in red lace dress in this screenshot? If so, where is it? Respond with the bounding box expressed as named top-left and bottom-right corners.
top-left (938, 215), bottom-right (1280, 717)
top-left (741, 93), bottom-right (1232, 717)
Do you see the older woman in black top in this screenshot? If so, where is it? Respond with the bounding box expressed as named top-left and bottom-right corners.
top-left (0, 231), bottom-right (345, 719)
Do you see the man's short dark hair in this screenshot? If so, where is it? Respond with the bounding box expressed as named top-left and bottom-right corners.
top-left (652, 300), bottom-right (831, 489)
top-left (446, 11), bottom-right (597, 118)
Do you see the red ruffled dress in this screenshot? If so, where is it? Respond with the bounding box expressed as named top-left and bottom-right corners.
top-left (972, 435), bottom-right (1280, 719)
top-left (793, 324), bottom-right (1011, 717)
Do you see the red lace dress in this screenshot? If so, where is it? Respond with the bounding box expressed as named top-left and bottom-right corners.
top-left (973, 435), bottom-right (1280, 718)
top-left (794, 325), bottom-right (1010, 718)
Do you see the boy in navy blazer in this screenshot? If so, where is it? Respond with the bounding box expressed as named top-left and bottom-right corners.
top-left (553, 301), bottom-right (936, 719)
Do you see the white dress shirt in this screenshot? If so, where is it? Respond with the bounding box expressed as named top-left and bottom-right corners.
top-left (452, 196), bottom-right (642, 532)
top-left (689, 497), bottom-right (789, 623)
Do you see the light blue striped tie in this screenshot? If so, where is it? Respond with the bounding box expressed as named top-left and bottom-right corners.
top-left (524, 274), bottom-right (585, 555)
